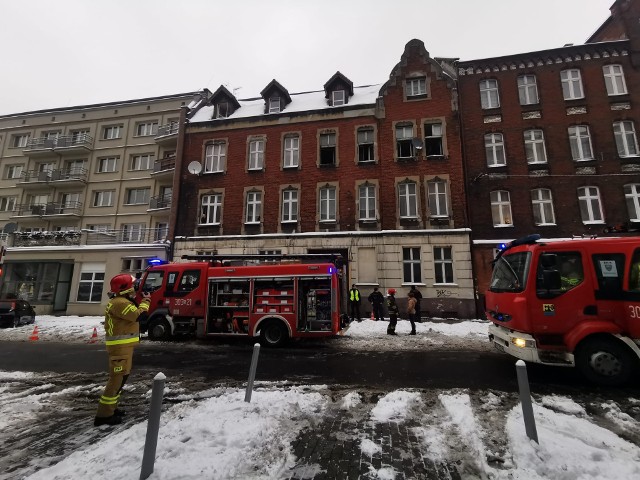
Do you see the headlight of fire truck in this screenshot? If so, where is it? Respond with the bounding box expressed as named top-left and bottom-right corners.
top-left (511, 337), bottom-right (535, 349)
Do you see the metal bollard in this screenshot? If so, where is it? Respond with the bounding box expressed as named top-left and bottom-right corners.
top-left (244, 343), bottom-right (261, 403)
top-left (515, 360), bottom-right (539, 444)
top-left (140, 372), bottom-right (166, 480)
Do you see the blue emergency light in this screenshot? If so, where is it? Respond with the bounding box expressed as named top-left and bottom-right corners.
top-left (148, 258), bottom-right (166, 266)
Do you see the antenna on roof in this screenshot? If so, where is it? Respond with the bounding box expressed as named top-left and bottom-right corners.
top-left (233, 87), bottom-right (242, 96)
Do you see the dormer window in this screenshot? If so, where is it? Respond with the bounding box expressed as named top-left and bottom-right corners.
top-left (332, 90), bottom-right (345, 106)
top-left (216, 102), bottom-right (229, 119)
top-left (269, 98), bottom-right (281, 114)
top-left (406, 78), bottom-right (426, 97)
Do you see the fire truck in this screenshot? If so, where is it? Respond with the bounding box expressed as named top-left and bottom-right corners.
top-left (135, 253), bottom-right (350, 347)
top-left (486, 234), bottom-right (640, 386)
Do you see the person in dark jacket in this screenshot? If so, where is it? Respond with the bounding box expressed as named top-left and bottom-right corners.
top-left (407, 291), bottom-right (417, 335)
top-left (386, 288), bottom-right (398, 335)
top-left (94, 274), bottom-right (150, 427)
top-left (368, 287), bottom-right (385, 321)
top-left (348, 284), bottom-right (361, 322)
top-left (409, 285), bottom-right (423, 323)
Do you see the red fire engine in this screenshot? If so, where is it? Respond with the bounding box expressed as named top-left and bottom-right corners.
top-left (486, 234), bottom-right (640, 386)
top-left (135, 253), bottom-right (349, 347)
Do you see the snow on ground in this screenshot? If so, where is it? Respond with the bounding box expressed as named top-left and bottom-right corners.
top-left (2, 317), bottom-right (640, 479)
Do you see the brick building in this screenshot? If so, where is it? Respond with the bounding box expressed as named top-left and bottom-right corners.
top-left (172, 40), bottom-right (476, 318)
top-left (457, 0), bottom-right (640, 301)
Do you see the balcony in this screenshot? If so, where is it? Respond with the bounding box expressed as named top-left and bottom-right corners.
top-left (19, 168), bottom-right (88, 188)
top-left (151, 155), bottom-right (176, 178)
top-left (148, 194), bottom-right (172, 215)
top-left (13, 230), bottom-right (81, 247)
top-left (84, 227), bottom-right (169, 245)
top-left (23, 134), bottom-right (93, 156)
top-left (154, 122), bottom-right (179, 145)
top-left (12, 201), bottom-right (83, 218)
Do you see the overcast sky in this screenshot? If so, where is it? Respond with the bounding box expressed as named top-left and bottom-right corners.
top-left (0, 0), bottom-right (613, 116)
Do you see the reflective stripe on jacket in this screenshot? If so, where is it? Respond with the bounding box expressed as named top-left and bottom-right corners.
top-left (104, 295), bottom-right (150, 343)
top-left (349, 289), bottom-right (360, 302)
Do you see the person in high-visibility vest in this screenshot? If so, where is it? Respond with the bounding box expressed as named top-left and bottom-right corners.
top-left (349, 284), bottom-right (361, 322)
top-left (94, 274), bottom-right (150, 427)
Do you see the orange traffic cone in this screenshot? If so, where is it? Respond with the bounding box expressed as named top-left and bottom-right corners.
top-left (28, 325), bottom-right (39, 341)
top-left (88, 327), bottom-right (98, 344)
top-left (370, 311), bottom-right (375, 321)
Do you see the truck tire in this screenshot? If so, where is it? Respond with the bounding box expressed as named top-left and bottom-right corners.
top-left (575, 337), bottom-right (636, 386)
top-left (147, 317), bottom-right (172, 341)
top-left (259, 320), bottom-right (289, 348)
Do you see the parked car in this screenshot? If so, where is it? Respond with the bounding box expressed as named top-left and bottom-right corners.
top-left (0, 298), bottom-right (36, 328)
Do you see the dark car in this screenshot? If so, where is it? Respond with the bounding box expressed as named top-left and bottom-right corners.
top-left (0, 299), bottom-right (36, 328)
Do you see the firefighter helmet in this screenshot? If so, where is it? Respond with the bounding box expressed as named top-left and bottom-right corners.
top-left (110, 274), bottom-right (135, 294)
top-left (387, 288), bottom-right (396, 295)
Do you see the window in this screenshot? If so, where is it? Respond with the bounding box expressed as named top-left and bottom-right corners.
top-left (518, 75), bottom-right (539, 105)
top-left (485, 133), bottom-right (506, 167)
top-left (603, 65), bottom-right (627, 96)
top-left (204, 142), bottom-right (226, 173)
top-left (406, 77), bottom-right (426, 97)
top-left (136, 122), bottom-right (158, 136)
top-left (71, 130), bottom-right (89, 144)
top-left (86, 224), bottom-right (110, 232)
top-left (6, 165), bottom-right (23, 179)
top-left (131, 154), bottom-right (154, 171)
top-left (281, 189), bottom-right (298, 223)
top-left (577, 186), bottom-right (604, 223)
top-left (613, 121), bottom-right (639, 157)
top-left (358, 184), bottom-right (376, 220)
top-left (531, 188), bottom-right (556, 225)
top-left (319, 132), bottom-right (336, 166)
top-left (319, 186), bottom-right (336, 222)
top-left (283, 135), bottom-right (299, 168)
top-left (126, 188), bottom-right (150, 205)
top-left (490, 190), bottom-right (513, 226)
top-left (200, 193), bottom-right (222, 225)
top-left (424, 123), bottom-right (443, 157)
top-left (434, 247), bottom-right (454, 284)
top-left (248, 139), bottom-right (264, 170)
top-left (332, 90), bottom-right (345, 106)
top-left (245, 191), bottom-right (262, 223)
top-left (61, 193), bottom-right (80, 209)
top-left (524, 129), bottom-right (547, 164)
top-left (216, 102), bottom-right (229, 119)
top-left (568, 125), bottom-right (594, 161)
top-left (427, 179), bottom-right (449, 217)
top-left (93, 190), bottom-right (114, 207)
top-left (0, 196), bottom-right (16, 212)
top-left (103, 125), bottom-right (122, 140)
top-left (396, 124), bottom-right (414, 159)
top-left (479, 79), bottom-right (500, 109)
top-left (402, 247), bottom-right (421, 283)
top-left (12, 134), bottom-right (30, 148)
top-left (357, 128), bottom-right (375, 163)
top-left (269, 97), bottom-right (281, 113)
top-left (398, 182), bottom-right (418, 218)
top-left (561, 69), bottom-right (584, 100)
top-left (122, 223), bottom-right (145, 242)
top-left (77, 271), bottom-right (104, 302)
top-left (98, 157), bottom-right (117, 173)
top-left (624, 184), bottom-right (640, 222)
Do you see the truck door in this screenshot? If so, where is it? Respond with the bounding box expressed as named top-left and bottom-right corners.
top-left (169, 269), bottom-right (205, 319)
top-left (532, 251), bottom-right (596, 336)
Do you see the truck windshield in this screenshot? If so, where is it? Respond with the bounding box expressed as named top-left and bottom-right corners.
top-left (490, 252), bottom-right (530, 292)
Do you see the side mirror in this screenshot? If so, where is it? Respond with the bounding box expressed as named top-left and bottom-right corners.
top-left (542, 270), bottom-right (561, 290)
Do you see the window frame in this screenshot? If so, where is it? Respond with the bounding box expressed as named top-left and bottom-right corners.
top-left (204, 142), bottom-right (227, 173)
top-left (358, 183), bottom-right (377, 221)
top-left (568, 125), bottom-right (594, 161)
top-left (613, 120), bottom-right (639, 158)
top-left (245, 191), bottom-right (262, 224)
top-left (395, 123), bottom-right (415, 160)
top-left (561, 69), bottom-right (584, 100)
top-left (281, 188), bottom-right (299, 223)
top-left (490, 190), bottom-right (513, 227)
top-left (6, 164), bottom-right (23, 179)
top-left (269, 97), bottom-right (281, 114)
top-left (130, 153), bottom-right (154, 171)
top-left (479, 79), bottom-right (500, 109)
top-left (125, 188), bottom-right (150, 206)
top-left (93, 190), bottom-right (114, 207)
top-left (603, 64), bottom-right (627, 96)
top-left (135, 121), bottom-right (158, 137)
top-left (424, 122), bottom-right (444, 157)
top-left (102, 125), bottom-right (122, 140)
top-left (517, 74), bottom-right (539, 105)
top-left (319, 131), bottom-right (337, 166)
top-left (398, 181), bottom-right (418, 219)
top-left (357, 127), bottom-right (375, 163)
top-left (97, 156), bottom-right (117, 173)
top-left (248, 138), bottom-right (265, 171)
top-left (433, 246), bottom-right (454, 284)
top-left (406, 77), bottom-right (427, 97)
top-left (624, 184), bottom-right (640, 222)
top-left (402, 247), bottom-right (422, 284)
top-left (0, 196), bottom-right (17, 212)
top-left (577, 186), bottom-right (604, 224)
top-left (485, 133), bottom-right (506, 167)
top-left (319, 186), bottom-right (337, 222)
top-left (524, 129), bottom-right (548, 164)
top-left (332, 90), bottom-right (345, 106)
top-left (531, 188), bottom-right (556, 226)
top-left (12, 134), bottom-right (30, 148)
top-left (427, 179), bottom-right (449, 218)
top-left (77, 270), bottom-right (105, 303)
top-left (200, 193), bottom-right (222, 225)
top-left (283, 135), bottom-right (300, 168)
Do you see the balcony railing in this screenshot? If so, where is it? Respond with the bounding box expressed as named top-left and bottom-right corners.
top-left (20, 168), bottom-right (88, 184)
top-left (13, 201), bottom-right (83, 217)
top-left (155, 123), bottom-right (179, 138)
top-left (149, 194), bottom-right (172, 210)
top-left (10, 227), bottom-right (170, 247)
top-left (153, 155), bottom-right (176, 173)
top-left (23, 134), bottom-right (93, 152)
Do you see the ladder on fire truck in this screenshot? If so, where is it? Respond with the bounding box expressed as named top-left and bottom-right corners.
top-left (181, 252), bottom-right (346, 267)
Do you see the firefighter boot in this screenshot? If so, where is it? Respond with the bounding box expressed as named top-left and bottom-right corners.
top-left (113, 408), bottom-right (126, 417)
top-left (94, 415), bottom-right (123, 427)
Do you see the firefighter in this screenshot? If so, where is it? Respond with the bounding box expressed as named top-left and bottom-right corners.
top-left (386, 288), bottom-right (398, 335)
top-left (94, 274), bottom-right (150, 427)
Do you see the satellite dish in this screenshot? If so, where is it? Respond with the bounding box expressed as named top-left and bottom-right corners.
top-left (187, 161), bottom-right (202, 175)
top-left (2, 223), bottom-right (18, 234)
top-left (412, 138), bottom-right (424, 150)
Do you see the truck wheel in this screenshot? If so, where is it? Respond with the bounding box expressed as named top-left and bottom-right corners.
top-left (259, 320), bottom-right (288, 348)
top-left (575, 338), bottom-right (636, 386)
top-left (148, 317), bottom-right (172, 341)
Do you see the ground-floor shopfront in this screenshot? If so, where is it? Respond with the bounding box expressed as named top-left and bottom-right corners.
top-left (173, 229), bottom-right (477, 319)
